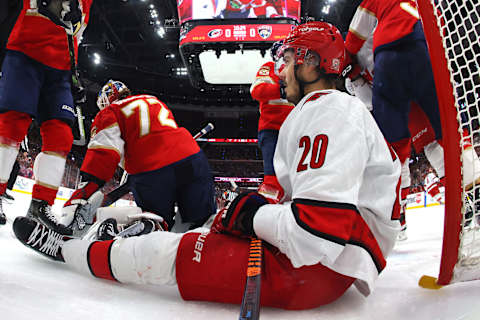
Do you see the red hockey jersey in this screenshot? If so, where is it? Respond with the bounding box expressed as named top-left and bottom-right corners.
top-left (250, 62), bottom-right (294, 131)
top-left (7, 0), bottom-right (93, 70)
top-left (345, 0), bottom-right (419, 55)
top-left (81, 95), bottom-right (200, 182)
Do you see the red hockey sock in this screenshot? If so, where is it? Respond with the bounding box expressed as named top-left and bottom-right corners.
top-left (32, 185), bottom-right (58, 206)
top-left (0, 111), bottom-right (32, 145)
top-left (0, 182), bottom-right (7, 195)
top-left (390, 138), bottom-right (411, 164)
top-left (87, 240), bottom-right (118, 281)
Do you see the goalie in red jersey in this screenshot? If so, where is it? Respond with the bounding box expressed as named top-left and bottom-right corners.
top-left (60, 80), bottom-right (217, 235)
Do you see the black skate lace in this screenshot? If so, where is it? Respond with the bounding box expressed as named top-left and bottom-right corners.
top-left (26, 222), bottom-right (64, 257)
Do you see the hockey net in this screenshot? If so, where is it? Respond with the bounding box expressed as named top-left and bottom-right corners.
top-left (416, 0), bottom-right (480, 286)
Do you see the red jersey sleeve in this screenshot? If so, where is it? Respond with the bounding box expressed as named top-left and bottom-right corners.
top-left (251, 62), bottom-right (294, 131)
top-left (250, 62), bottom-right (281, 102)
top-left (345, 0), bottom-right (377, 55)
top-left (81, 108), bottom-right (123, 183)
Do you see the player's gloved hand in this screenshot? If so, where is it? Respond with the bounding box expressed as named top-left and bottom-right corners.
top-left (72, 83), bottom-right (86, 104)
top-left (212, 192), bottom-right (270, 237)
top-left (36, 0), bottom-right (83, 35)
top-left (345, 76), bottom-right (373, 111)
top-left (60, 0), bottom-right (83, 35)
top-left (62, 181), bottom-right (105, 237)
top-left (341, 53), bottom-right (362, 80)
top-left (258, 175), bottom-right (285, 203)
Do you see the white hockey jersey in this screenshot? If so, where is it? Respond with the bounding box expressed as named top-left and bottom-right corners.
top-left (424, 172), bottom-right (444, 203)
top-left (254, 90), bottom-right (401, 296)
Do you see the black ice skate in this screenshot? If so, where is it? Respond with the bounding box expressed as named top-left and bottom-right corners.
top-left (2, 192), bottom-right (14, 203)
top-left (27, 199), bottom-right (72, 235)
top-left (96, 218), bottom-right (119, 240)
top-left (13, 216), bottom-right (71, 262)
top-left (0, 211), bottom-right (6, 225)
top-left (0, 195), bottom-right (6, 225)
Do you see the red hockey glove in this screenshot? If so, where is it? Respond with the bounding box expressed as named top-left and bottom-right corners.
top-left (212, 192), bottom-right (270, 237)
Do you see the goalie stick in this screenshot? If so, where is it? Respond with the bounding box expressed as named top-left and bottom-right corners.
top-left (101, 123), bottom-right (215, 207)
top-left (239, 238), bottom-right (263, 320)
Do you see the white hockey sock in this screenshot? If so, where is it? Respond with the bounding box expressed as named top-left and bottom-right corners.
top-left (33, 152), bottom-right (66, 189)
top-left (0, 144), bottom-right (19, 184)
top-left (400, 158), bottom-right (411, 189)
top-left (62, 239), bottom-right (93, 276)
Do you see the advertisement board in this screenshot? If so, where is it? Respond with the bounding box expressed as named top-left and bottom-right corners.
top-left (177, 0), bottom-right (301, 25)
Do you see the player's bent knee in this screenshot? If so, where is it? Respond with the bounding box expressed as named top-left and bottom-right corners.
top-left (40, 119), bottom-right (73, 155)
top-left (109, 231), bottom-right (182, 285)
top-left (0, 111), bottom-right (32, 143)
top-left (176, 232), bottom-right (355, 309)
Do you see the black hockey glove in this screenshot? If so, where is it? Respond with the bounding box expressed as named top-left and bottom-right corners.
top-left (37, 0), bottom-right (83, 35)
top-left (212, 192), bottom-right (270, 237)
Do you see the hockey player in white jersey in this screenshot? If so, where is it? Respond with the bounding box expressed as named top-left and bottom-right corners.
top-left (424, 169), bottom-right (444, 204)
top-left (13, 22), bottom-right (400, 309)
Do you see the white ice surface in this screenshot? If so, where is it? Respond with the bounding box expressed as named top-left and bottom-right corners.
top-left (1, 191), bottom-right (480, 320)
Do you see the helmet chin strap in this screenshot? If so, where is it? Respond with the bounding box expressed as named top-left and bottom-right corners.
top-left (294, 64), bottom-right (323, 99)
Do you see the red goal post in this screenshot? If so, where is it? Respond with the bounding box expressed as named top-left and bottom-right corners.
top-left (417, 0), bottom-right (480, 286)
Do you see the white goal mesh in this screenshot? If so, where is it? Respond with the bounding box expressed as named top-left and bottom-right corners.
top-left (418, 0), bottom-right (480, 284)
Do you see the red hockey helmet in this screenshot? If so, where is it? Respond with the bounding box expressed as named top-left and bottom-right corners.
top-left (97, 80), bottom-right (130, 110)
top-left (276, 21), bottom-right (346, 75)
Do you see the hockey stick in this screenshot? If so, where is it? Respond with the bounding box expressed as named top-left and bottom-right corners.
top-left (66, 33), bottom-right (87, 146)
top-left (193, 122), bottom-right (214, 139)
top-left (101, 122), bottom-right (215, 206)
top-left (239, 238), bottom-right (263, 320)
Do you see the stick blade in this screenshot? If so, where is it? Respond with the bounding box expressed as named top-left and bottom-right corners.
top-left (418, 275), bottom-right (443, 290)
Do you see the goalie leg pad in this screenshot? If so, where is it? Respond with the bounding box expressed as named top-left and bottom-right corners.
top-left (96, 206), bottom-right (143, 225)
top-left (176, 232), bottom-right (355, 309)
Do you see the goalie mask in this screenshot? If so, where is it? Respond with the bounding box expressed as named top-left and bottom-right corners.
top-left (97, 80), bottom-right (130, 110)
top-left (275, 22), bottom-right (346, 78)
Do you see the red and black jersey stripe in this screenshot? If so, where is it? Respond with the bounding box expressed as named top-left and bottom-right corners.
top-left (291, 198), bottom-right (386, 273)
